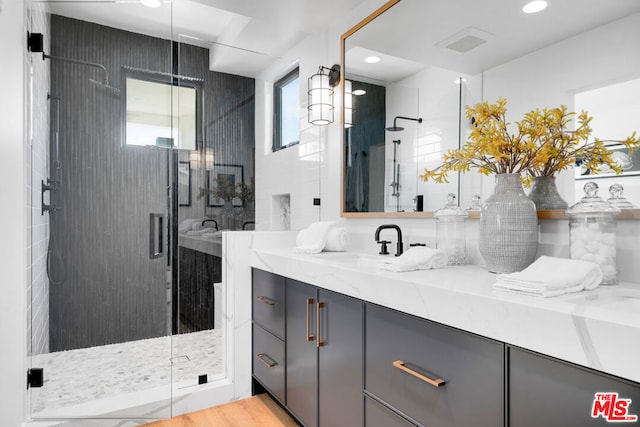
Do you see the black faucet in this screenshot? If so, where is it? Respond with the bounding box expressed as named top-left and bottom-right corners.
top-left (201, 219), bottom-right (219, 231)
top-left (374, 224), bottom-right (404, 257)
top-left (242, 220), bottom-right (255, 230)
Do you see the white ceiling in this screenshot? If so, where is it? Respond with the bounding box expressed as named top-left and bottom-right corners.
top-left (346, 0), bottom-right (640, 83)
top-left (42, 0), bottom-right (640, 82)
top-left (43, 0), bottom-right (369, 77)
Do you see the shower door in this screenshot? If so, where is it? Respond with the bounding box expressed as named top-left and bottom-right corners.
top-left (28, 1), bottom-right (176, 420)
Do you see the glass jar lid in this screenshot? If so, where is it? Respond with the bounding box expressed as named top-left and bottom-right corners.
top-left (466, 193), bottom-right (482, 211)
top-left (566, 182), bottom-right (621, 216)
top-left (435, 193), bottom-right (469, 218)
top-left (606, 183), bottom-right (637, 209)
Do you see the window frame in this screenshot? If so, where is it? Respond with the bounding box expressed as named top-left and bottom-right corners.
top-left (121, 66), bottom-right (204, 151)
top-left (273, 67), bottom-right (300, 152)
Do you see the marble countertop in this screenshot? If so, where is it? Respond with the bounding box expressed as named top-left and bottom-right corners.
top-left (179, 233), bottom-right (222, 257)
top-left (250, 248), bottom-right (640, 384)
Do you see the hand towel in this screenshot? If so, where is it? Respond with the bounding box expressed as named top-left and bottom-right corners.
top-left (375, 246), bottom-right (446, 272)
top-left (324, 227), bottom-right (348, 252)
top-left (493, 256), bottom-right (603, 297)
top-left (294, 221), bottom-right (338, 254)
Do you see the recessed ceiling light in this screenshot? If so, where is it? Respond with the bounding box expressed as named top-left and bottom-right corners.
top-left (522, 1), bottom-right (548, 14)
top-left (141, 0), bottom-right (161, 8)
top-left (364, 56), bottom-right (380, 64)
top-left (353, 89), bottom-right (366, 96)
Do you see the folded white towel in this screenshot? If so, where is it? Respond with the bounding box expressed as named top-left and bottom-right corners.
top-left (375, 246), bottom-right (446, 272)
top-left (186, 228), bottom-right (218, 236)
top-left (493, 256), bottom-right (603, 297)
top-left (324, 227), bottom-right (348, 252)
top-left (179, 219), bottom-right (201, 233)
top-left (294, 221), bottom-right (338, 254)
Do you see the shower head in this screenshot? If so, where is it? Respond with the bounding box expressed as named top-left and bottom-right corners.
top-left (386, 116), bottom-right (423, 132)
top-left (41, 51), bottom-right (119, 94)
top-left (89, 78), bottom-right (120, 95)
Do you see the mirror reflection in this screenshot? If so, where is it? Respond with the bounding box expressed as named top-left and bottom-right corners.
top-left (343, 0), bottom-right (640, 215)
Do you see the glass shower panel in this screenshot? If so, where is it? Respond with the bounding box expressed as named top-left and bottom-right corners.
top-left (28, 0), bottom-right (174, 420)
top-left (172, 34), bottom-right (227, 391)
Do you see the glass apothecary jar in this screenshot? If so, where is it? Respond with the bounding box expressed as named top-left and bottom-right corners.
top-left (566, 182), bottom-right (620, 285)
top-left (435, 193), bottom-right (468, 265)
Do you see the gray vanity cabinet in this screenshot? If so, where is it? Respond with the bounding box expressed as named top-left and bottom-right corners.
top-left (509, 347), bottom-right (640, 426)
top-left (365, 303), bottom-right (504, 427)
top-left (252, 268), bottom-right (285, 340)
top-left (365, 395), bottom-right (416, 427)
top-left (251, 269), bottom-right (286, 404)
top-left (252, 323), bottom-right (286, 403)
top-left (286, 278), bottom-right (364, 427)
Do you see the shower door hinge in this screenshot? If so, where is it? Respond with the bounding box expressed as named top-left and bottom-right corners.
top-left (27, 368), bottom-right (44, 389)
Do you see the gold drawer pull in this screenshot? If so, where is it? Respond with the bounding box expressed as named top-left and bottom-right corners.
top-left (316, 302), bottom-right (325, 347)
top-left (306, 298), bottom-right (315, 341)
top-left (256, 296), bottom-right (276, 306)
top-left (393, 360), bottom-right (445, 388)
top-left (256, 353), bottom-right (277, 368)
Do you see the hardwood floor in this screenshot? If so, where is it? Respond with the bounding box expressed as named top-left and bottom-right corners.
top-left (144, 394), bottom-right (298, 427)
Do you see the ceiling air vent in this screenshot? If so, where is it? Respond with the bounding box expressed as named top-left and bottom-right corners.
top-left (436, 27), bottom-right (495, 53)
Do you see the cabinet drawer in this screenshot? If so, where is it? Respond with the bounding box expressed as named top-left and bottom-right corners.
top-left (365, 395), bottom-right (416, 427)
top-left (510, 347), bottom-right (640, 426)
top-left (252, 269), bottom-right (285, 339)
top-left (365, 304), bottom-right (504, 427)
top-left (252, 324), bottom-right (285, 404)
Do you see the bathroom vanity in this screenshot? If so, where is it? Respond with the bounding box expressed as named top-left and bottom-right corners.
top-left (250, 249), bottom-right (640, 426)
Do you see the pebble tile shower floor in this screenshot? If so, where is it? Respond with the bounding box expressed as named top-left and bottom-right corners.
top-left (30, 329), bottom-right (224, 415)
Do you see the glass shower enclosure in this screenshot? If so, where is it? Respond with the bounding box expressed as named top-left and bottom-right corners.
top-left (27, 0), bottom-right (228, 420)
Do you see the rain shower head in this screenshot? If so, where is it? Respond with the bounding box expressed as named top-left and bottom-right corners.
top-left (386, 116), bottom-right (423, 132)
top-left (89, 78), bottom-right (120, 95)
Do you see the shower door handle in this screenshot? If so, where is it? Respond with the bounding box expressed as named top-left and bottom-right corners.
top-left (149, 213), bottom-right (164, 259)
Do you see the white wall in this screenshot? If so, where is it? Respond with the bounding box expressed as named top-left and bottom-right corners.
top-left (254, 34), bottom-right (325, 230)
top-left (574, 78), bottom-right (640, 205)
top-left (482, 12), bottom-right (640, 205)
top-left (388, 66), bottom-right (484, 212)
top-left (0, 0), bottom-right (28, 425)
top-left (254, 0), bottom-right (391, 230)
top-left (28, 4), bottom-right (50, 357)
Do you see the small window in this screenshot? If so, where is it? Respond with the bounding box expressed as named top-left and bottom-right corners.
top-left (273, 67), bottom-right (299, 152)
top-left (123, 67), bottom-right (202, 151)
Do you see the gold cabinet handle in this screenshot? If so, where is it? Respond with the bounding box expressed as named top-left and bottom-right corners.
top-left (316, 302), bottom-right (325, 347)
top-left (256, 296), bottom-right (276, 306)
top-left (306, 298), bottom-right (315, 341)
top-left (256, 353), bottom-right (277, 368)
top-left (393, 360), bottom-right (445, 388)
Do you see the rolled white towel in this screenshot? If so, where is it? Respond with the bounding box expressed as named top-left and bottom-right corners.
top-left (324, 227), bottom-right (348, 252)
top-left (375, 246), bottom-right (446, 272)
top-left (294, 221), bottom-right (338, 254)
top-left (493, 256), bottom-right (603, 297)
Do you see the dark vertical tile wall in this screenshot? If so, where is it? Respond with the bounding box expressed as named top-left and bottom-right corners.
top-left (49, 15), bottom-right (255, 351)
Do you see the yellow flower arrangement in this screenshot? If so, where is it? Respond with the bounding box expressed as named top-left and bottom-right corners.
top-left (420, 97), bottom-right (640, 184)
